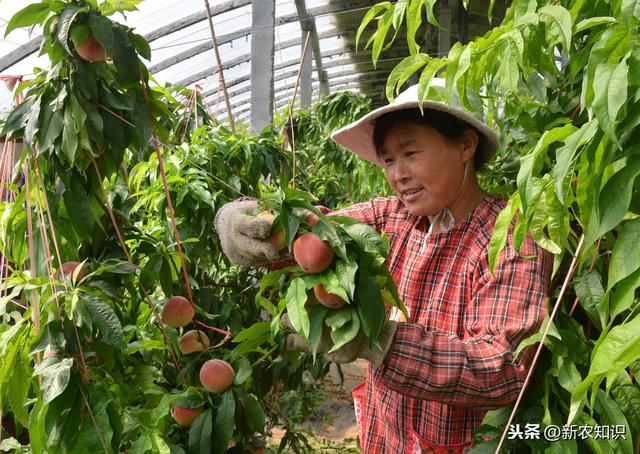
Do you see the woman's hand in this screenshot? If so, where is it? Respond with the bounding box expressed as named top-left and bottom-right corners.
top-left (214, 200), bottom-right (284, 266)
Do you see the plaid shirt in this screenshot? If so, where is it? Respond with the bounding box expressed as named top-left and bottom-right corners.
top-left (337, 195), bottom-right (551, 453)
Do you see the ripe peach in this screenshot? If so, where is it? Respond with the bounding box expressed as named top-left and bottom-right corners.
top-left (313, 284), bottom-right (346, 309)
top-left (307, 211), bottom-right (320, 226)
top-left (55, 261), bottom-right (87, 283)
top-left (257, 211), bottom-right (286, 250)
top-left (162, 296), bottom-right (194, 328)
top-left (75, 35), bottom-right (108, 61)
top-left (199, 359), bottom-right (234, 393)
top-left (292, 233), bottom-right (334, 273)
top-left (172, 405), bottom-right (204, 427)
top-left (178, 330), bottom-right (209, 354)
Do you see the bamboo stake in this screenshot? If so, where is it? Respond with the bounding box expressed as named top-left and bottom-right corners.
top-left (287, 31), bottom-right (311, 189)
top-left (88, 154), bottom-right (185, 371)
top-left (203, 0), bottom-right (235, 131)
top-left (495, 234), bottom-right (585, 453)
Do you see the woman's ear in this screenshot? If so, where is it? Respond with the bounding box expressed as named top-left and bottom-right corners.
top-left (461, 129), bottom-right (479, 163)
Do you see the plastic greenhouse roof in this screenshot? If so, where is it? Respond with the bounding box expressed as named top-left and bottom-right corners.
top-left (0, 0), bottom-right (504, 128)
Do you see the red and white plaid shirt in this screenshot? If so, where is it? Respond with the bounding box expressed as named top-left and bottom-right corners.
top-left (337, 195), bottom-right (551, 453)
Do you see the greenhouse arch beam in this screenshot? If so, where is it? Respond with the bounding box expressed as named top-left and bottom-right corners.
top-left (152, 0), bottom-right (372, 80)
top-left (294, 0), bottom-right (328, 97)
top-left (207, 66), bottom-right (393, 108)
top-left (200, 48), bottom-right (406, 99)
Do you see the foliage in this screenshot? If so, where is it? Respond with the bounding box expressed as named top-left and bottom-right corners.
top-left (361, 0), bottom-right (640, 451)
top-left (0, 2), bottom-right (387, 449)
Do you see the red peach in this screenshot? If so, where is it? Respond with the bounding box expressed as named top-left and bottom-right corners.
top-left (313, 284), bottom-right (347, 309)
top-left (162, 296), bottom-right (194, 328)
top-left (307, 211), bottom-right (320, 226)
top-left (75, 35), bottom-right (108, 61)
top-left (292, 233), bottom-right (334, 273)
top-left (172, 405), bottom-right (204, 427)
top-left (55, 261), bottom-right (87, 283)
top-left (178, 330), bottom-right (210, 354)
top-left (199, 359), bottom-right (234, 393)
top-left (258, 211), bottom-right (286, 250)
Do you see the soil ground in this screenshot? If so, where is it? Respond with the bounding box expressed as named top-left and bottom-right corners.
top-left (268, 359), bottom-right (368, 449)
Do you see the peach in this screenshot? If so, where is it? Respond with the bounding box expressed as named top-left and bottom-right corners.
top-left (292, 233), bottom-right (334, 273)
top-left (178, 330), bottom-right (209, 354)
top-left (172, 405), bottom-right (204, 427)
top-left (162, 296), bottom-right (194, 328)
top-left (55, 261), bottom-right (87, 283)
top-left (75, 35), bottom-right (108, 61)
top-left (313, 284), bottom-right (346, 309)
top-left (307, 211), bottom-right (320, 226)
top-left (258, 211), bottom-right (286, 250)
top-left (199, 359), bottom-right (234, 393)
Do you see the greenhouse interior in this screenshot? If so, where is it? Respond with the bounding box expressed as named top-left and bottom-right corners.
top-left (0, 0), bottom-right (639, 453)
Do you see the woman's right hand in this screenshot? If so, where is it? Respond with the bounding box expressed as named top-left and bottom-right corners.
top-left (213, 200), bottom-right (284, 266)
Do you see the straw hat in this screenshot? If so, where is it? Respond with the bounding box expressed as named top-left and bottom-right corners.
top-left (331, 80), bottom-right (499, 167)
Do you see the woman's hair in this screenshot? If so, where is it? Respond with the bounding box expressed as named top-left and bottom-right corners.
top-left (373, 108), bottom-right (483, 169)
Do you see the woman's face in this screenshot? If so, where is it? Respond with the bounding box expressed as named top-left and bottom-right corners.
top-left (378, 122), bottom-right (476, 217)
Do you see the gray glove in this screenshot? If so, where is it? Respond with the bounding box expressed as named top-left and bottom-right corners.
top-left (284, 316), bottom-right (397, 368)
top-left (214, 200), bottom-right (283, 266)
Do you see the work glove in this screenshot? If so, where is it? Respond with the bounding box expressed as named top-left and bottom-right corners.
top-left (283, 314), bottom-right (397, 368)
top-left (214, 199), bottom-right (284, 266)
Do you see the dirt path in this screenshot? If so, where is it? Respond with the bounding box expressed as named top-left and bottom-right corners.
top-left (269, 360), bottom-right (367, 445)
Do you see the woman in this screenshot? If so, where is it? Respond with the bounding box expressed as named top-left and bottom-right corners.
top-left (214, 83), bottom-right (551, 453)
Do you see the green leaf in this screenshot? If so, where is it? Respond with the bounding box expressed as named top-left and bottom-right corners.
top-left (61, 104), bottom-right (79, 163)
top-left (37, 103), bottom-right (64, 154)
top-left (538, 5), bottom-right (573, 51)
top-left (329, 307), bottom-right (360, 353)
top-left (621, 0), bottom-right (640, 21)
top-left (73, 395), bottom-right (113, 453)
top-left (406, 0), bottom-right (424, 54)
top-left (594, 389), bottom-right (633, 454)
top-left (598, 151), bottom-right (640, 236)
top-left (386, 53), bottom-right (429, 100)
top-left (4, 3), bottom-right (53, 37)
top-left (237, 391), bottom-right (265, 434)
top-left (372, 8), bottom-right (395, 67)
top-left (335, 259), bottom-right (357, 300)
top-left (355, 268), bottom-right (385, 346)
top-left (590, 314), bottom-right (640, 376)
top-left (308, 305), bottom-right (329, 360)
top-left (1, 98), bottom-right (34, 137)
top-left (488, 196), bottom-right (518, 274)
top-left (609, 268), bottom-right (640, 323)
top-left (558, 357), bottom-right (582, 394)
top-left (608, 218), bottom-right (640, 290)
top-left (553, 119), bottom-right (598, 205)
top-left (593, 61), bottom-right (628, 146)
top-left (33, 358), bottom-right (73, 405)
top-left (188, 409), bottom-right (212, 454)
top-left (518, 124), bottom-right (577, 215)
top-left (573, 270), bottom-right (605, 329)
top-left (355, 2), bottom-right (391, 51)
top-left (232, 322), bottom-right (271, 344)
top-left (574, 17), bottom-right (617, 34)
top-left (112, 27), bottom-right (141, 83)
top-left (424, 0), bottom-right (440, 28)
top-left (342, 223), bottom-right (386, 256)
top-left (6, 352), bottom-right (30, 426)
top-left (213, 390), bottom-right (235, 453)
top-left (611, 373), bottom-right (640, 433)
top-left (285, 278), bottom-right (310, 340)
top-left (84, 295), bottom-right (125, 348)
top-left (63, 174), bottom-right (98, 240)
top-left (57, 6), bottom-right (80, 56)
top-left (89, 15), bottom-right (114, 53)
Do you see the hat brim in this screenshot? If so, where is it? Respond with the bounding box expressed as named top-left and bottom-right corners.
top-left (331, 99), bottom-right (499, 167)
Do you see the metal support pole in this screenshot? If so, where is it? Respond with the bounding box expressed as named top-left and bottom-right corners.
top-left (250, 0), bottom-right (276, 132)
